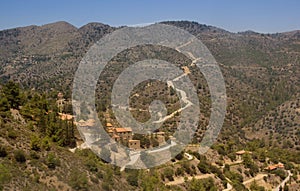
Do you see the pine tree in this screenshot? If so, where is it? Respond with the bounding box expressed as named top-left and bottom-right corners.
top-left (1, 81), bottom-right (23, 109)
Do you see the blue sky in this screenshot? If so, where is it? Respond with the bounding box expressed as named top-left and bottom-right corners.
top-left (1, 0), bottom-right (299, 33)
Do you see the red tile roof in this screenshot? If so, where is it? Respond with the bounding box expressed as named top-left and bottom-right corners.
top-left (265, 163), bottom-right (284, 171)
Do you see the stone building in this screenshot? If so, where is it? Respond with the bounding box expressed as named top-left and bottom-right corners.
top-left (128, 140), bottom-right (141, 150)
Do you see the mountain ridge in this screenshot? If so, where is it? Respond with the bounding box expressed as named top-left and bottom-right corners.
top-left (1, 20), bottom-right (299, 35)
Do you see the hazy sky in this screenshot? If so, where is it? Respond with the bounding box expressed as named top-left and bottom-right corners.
top-left (1, 0), bottom-right (299, 33)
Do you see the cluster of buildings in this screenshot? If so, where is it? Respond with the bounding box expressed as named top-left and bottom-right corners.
top-left (105, 123), bottom-right (167, 150)
top-left (57, 93), bottom-right (167, 151)
top-left (235, 150), bottom-right (285, 171)
top-left (106, 123), bottom-right (140, 150)
top-left (56, 92), bottom-right (67, 113)
top-left (264, 163), bottom-right (285, 171)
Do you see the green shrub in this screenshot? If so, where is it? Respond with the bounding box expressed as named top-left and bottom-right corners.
top-left (163, 167), bottom-right (174, 181)
top-left (174, 152), bottom-right (184, 160)
top-left (45, 153), bottom-right (60, 169)
top-left (228, 153), bottom-right (236, 161)
top-left (101, 182), bottom-right (112, 191)
top-left (7, 130), bottom-right (17, 139)
top-left (14, 150), bottom-right (26, 163)
top-left (0, 164), bottom-right (11, 188)
top-left (30, 151), bottom-right (40, 159)
top-left (41, 137), bottom-right (51, 151)
top-left (69, 169), bottom-right (88, 190)
top-left (127, 172), bottom-right (139, 186)
top-left (271, 169), bottom-right (286, 180)
top-left (90, 175), bottom-right (99, 184)
top-left (181, 161), bottom-right (191, 175)
top-left (30, 135), bottom-right (41, 151)
top-left (96, 171), bottom-right (104, 179)
top-left (197, 161), bottom-right (210, 174)
top-left (187, 177), bottom-right (217, 191)
top-left (175, 167), bottom-right (184, 176)
top-left (84, 159), bottom-right (98, 172)
top-left (250, 180), bottom-right (265, 191)
top-left (0, 146), bottom-right (7, 157)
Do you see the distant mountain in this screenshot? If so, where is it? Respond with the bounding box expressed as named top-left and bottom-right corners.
top-left (0, 21), bottom-right (77, 57)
